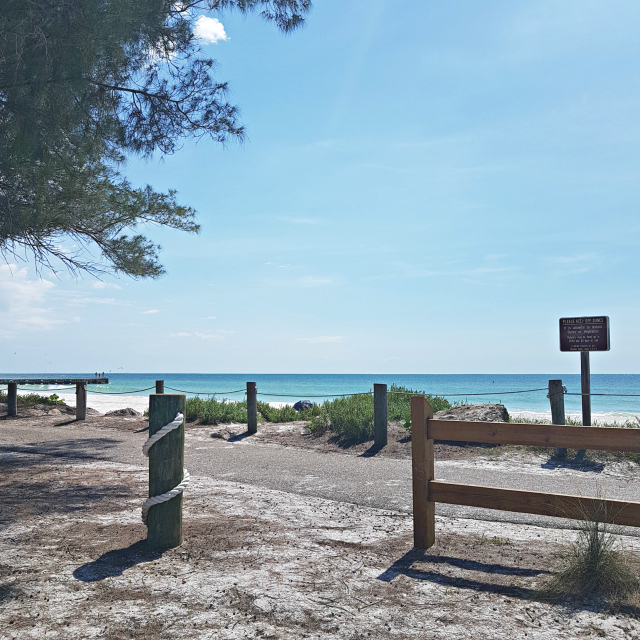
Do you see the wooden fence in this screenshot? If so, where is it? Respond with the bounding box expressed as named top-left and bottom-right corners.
top-left (410, 396), bottom-right (640, 549)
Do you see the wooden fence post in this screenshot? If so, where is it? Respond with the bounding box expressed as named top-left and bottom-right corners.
top-left (75, 382), bottom-right (87, 420)
top-left (410, 396), bottom-right (435, 549)
top-left (247, 382), bottom-right (257, 434)
top-left (581, 351), bottom-right (591, 426)
top-left (549, 379), bottom-right (566, 458)
top-left (148, 393), bottom-right (186, 550)
top-left (7, 382), bottom-right (17, 417)
top-left (374, 383), bottom-right (388, 447)
top-left (155, 380), bottom-right (165, 394)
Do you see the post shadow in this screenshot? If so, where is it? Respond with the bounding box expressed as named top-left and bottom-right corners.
top-left (74, 540), bottom-right (163, 582)
top-left (377, 548), bottom-right (550, 601)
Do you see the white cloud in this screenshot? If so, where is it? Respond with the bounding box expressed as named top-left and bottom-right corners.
top-left (197, 316), bottom-right (217, 321)
top-left (0, 265), bottom-right (57, 332)
top-left (196, 330), bottom-right (234, 341)
top-left (142, 309), bottom-right (160, 314)
top-left (544, 253), bottom-right (599, 274)
top-left (59, 292), bottom-right (130, 307)
top-left (92, 282), bottom-right (121, 290)
top-left (296, 336), bottom-right (342, 344)
top-left (194, 16), bottom-right (228, 44)
top-left (170, 332), bottom-right (191, 338)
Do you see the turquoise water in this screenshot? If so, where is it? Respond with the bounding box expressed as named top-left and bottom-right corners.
top-left (4, 373), bottom-right (640, 420)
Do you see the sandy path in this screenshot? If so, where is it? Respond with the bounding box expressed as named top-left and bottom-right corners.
top-left (2, 452), bottom-right (640, 639)
top-left (2, 417), bottom-right (640, 536)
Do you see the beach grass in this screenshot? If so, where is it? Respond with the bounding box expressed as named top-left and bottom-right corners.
top-left (540, 506), bottom-right (640, 607)
top-left (308, 385), bottom-right (452, 441)
top-left (0, 392), bottom-right (65, 407)
top-left (184, 396), bottom-right (319, 425)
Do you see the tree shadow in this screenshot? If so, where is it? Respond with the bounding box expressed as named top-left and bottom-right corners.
top-left (74, 540), bottom-right (163, 582)
top-left (0, 436), bottom-right (120, 461)
top-left (1, 444), bottom-right (139, 530)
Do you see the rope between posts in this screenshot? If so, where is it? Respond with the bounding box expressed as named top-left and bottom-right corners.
top-left (566, 392), bottom-right (640, 397)
top-left (388, 387), bottom-right (549, 397)
top-left (141, 412), bottom-right (189, 525)
top-left (257, 391), bottom-right (373, 398)
top-left (89, 386), bottom-right (156, 395)
top-left (164, 386), bottom-right (245, 395)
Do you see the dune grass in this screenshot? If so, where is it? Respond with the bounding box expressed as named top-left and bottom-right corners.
top-left (0, 392), bottom-right (65, 406)
top-left (184, 396), bottom-right (319, 425)
top-left (184, 385), bottom-right (450, 437)
top-left (541, 506), bottom-right (640, 607)
top-left (309, 385), bottom-right (452, 441)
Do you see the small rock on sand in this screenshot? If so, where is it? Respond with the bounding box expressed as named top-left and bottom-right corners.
top-left (104, 407), bottom-right (142, 417)
top-left (434, 403), bottom-right (509, 422)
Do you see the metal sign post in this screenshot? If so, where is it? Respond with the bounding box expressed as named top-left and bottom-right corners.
top-left (559, 316), bottom-right (610, 427)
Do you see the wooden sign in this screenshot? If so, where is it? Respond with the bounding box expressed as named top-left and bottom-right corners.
top-left (559, 316), bottom-right (610, 352)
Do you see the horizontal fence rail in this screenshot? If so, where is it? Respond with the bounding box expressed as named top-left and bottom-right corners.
top-left (429, 482), bottom-right (640, 529)
top-left (427, 420), bottom-right (640, 453)
top-left (411, 395), bottom-right (640, 549)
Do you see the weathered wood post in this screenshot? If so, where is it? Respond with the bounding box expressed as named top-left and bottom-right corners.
top-left (155, 380), bottom-right (164, 394)
top-left (7, 382), bottom-right (17, 417)
top-left (410, 396), bottom-right (435, 549)
top-left (581, 351), bottom-right (591, 427)
top-left (549, 379), bottom-right (566, 458)
top-left (148, 393), bottom-right (186, 550)
top-left (75, 382), bottom-right (87, 420)
top-left (247, 382), bottom-right (257, 434)
top-left (374, 383), bottom-right (388, 447)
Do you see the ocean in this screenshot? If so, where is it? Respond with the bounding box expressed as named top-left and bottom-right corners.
top-left (4, 373), bottom-right (640, 423)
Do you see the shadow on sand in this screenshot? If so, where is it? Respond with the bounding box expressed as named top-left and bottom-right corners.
top-left (74, 540), bottom-right (163, 582)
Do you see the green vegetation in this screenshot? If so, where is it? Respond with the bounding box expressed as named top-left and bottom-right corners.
top-left (185, 397), bottom-right (248, 425)
top-left (541, 508), bottom-right (640, 606)
top-left (184, 396), bottom-right (319, 425)
top-left (256, 401), bottom-right (319, 423)
top-left (1, 1), bottom-right (310, 277)
top-left (0, 392), bottom-right (65, 406)
top-left (184, 386), bottom-right (450, 437)
top-left (309, 385), bottom-right (451, 441)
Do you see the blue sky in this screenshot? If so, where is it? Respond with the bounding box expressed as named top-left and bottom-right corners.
top-left (2, 0), bottom-right (640, 374)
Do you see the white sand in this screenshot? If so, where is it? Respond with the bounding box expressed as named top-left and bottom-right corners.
top-left (17, 389), bottom-right (292, 415)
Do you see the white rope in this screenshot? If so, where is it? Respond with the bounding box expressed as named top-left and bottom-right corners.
top-left (142, 412), bottom-right (184, 456)
top-left (141, 412), bottom-right (190, 525)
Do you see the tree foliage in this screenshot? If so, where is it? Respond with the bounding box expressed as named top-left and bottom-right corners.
top-left (0, 0), bottom-right (311, 277)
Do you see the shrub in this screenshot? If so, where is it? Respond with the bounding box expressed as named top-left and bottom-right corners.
top-left (541, 503), bottom-right (640, 605)
top-left (387, 384), bottom-right (451, 432)
top-left (309, 386), bottom-right (452, 441)
top-left (257, 401), bottom-right (299, 423)
top-left (185, 397), bottom-right (248, 425)
top-left (0, 392), bottom-right (66, 406)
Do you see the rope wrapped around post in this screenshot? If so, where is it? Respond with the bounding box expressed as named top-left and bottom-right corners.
top-left (141, 412), bottom-right (190, 525)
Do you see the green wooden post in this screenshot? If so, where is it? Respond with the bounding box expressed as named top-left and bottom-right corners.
top-left (147, 393), bottom-right (186, 550)
top-left (549, 379), bottom-right (567, 458)
top-left (75, 382), bottom-right (87, 420)
top-left (7, 383), bottom-right (17, 417)
top-left (374, 383), bottom-right (388, 447)
top-left (247, 382), bottom-right (257, 434)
